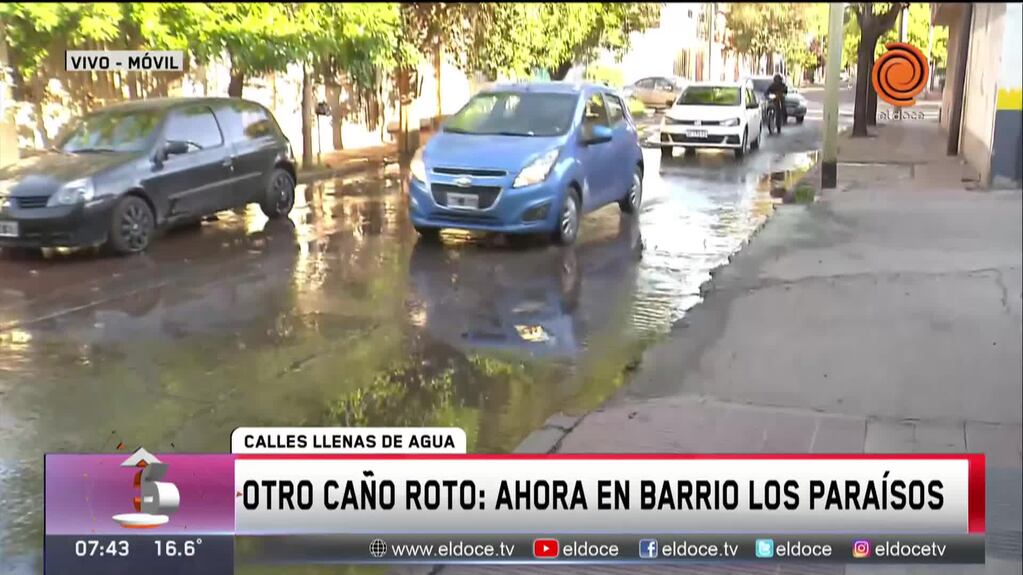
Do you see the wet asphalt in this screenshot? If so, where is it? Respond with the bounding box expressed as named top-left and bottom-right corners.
top-left (0, 106), bottom-right (827, 573)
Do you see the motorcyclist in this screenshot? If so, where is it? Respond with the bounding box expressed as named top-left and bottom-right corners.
top-left (764, 74), bottom-right (788, 133)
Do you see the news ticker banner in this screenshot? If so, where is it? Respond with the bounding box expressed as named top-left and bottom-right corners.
top-left (43, 428), bottom-right (985, 574)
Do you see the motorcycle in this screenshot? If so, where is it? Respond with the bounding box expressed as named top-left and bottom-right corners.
top-left (763, 93), bottom-right (783, 135)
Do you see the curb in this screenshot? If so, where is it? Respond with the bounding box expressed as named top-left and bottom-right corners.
top-left (785, 125), bottom-right (854, 204)
top-left (296, 157), bottom-right (393, 185)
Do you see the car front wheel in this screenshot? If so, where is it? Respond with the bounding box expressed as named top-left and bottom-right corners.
top-left (734, 129), bottom-right (748, 159)
top-left (552, 188), bottom-right (580, 245)
top-left (260, 168), bottom-right (296, 219)
top-left (619, 167), bottom-right (643, 214)
top-left (108, 195), bottom-right (155, 255)
top-left (797, 115), bottom-right (805, 124)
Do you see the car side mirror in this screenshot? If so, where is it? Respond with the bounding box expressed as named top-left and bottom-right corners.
top-left (582, 124), bottom-right (613, 145)
top-left (163, 140), bottom-right (189, 157)
top-left (747, 101), bottom-right (760, 109)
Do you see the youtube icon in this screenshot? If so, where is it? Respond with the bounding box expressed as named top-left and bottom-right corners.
top-left (533, 538), bottom-right (559, 559)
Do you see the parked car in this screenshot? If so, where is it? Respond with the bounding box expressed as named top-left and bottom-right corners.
top-left (659, 81), bottom-right (763, 159)
top-left (749, 76), bottom-right (808, 123)
top-left (624, 76), bottom-right (687, 109)
top-left (408, 82), bottom-right (644, 245)
top-left (0, 97), bottom-right (297, 255)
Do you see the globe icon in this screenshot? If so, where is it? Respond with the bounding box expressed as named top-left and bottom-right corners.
top-left (369, 538), bottom-right (387, 558)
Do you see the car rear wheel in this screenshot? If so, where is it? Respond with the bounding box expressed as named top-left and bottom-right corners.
top-left (796, 115), bottom-right (805, 124)
top-left (108, 195), bottom-right (155, 255)
top-left (551, 189), bottom-right (580, 246)
top-left (260, 169), bottom-right (295, 219)
top-left (619, 167), bottom-right (643, 214)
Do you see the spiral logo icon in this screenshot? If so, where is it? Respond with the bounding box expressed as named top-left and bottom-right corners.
top-left (872, 42), bottom-right (929, 107)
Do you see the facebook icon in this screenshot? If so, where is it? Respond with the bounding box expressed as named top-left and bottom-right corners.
top-left (639, 539), bottom-right (659, 559)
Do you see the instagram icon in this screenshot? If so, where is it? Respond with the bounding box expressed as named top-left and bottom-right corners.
top-left (852, 540), bottom-right (872, 559)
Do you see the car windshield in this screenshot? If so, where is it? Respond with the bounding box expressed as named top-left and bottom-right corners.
top-left (444, 92), bottom-right (578, 137)
top-left (57, 108), bottom-right (164, 153)
top-left (677, 86), bottom-right (741, 106)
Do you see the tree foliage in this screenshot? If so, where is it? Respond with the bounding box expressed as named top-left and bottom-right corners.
top-left (2, 1), bottom-right (662, 151)
top-left (545, 3), bottom-right (660, 79)
top-left (726, 3), bottom-right (808, 63)
top-left (878, 3), bottom-right (948, 68)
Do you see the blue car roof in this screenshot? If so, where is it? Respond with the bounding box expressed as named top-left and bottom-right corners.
top-left (482, 81), bottom-right (611, 95)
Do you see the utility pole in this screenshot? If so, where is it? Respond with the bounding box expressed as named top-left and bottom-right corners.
top-left (822, 2), bottom-right (845, 189)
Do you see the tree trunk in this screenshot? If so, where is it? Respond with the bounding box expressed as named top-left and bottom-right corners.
top-left (434, 41), bottom-right (443, 129)
top-left (866, 49), bottom-right (878, 125)
top-left (326, 83), bottom-right (343, 150)
top-left (852, 37), bottom-right (872, 137)
top-left (397, 68), bottom-right (419, 157)
top-left (228, 69), bottom-right (244, 98)
top-left (33, 97), bottom-right (49, 148)
top-left (127, 73), bottom-right (139, 100)
top-left (551, 60), bottom-right (574, 81)
top-left (301, 66), bottom-right (314, 166)
top-left (379, 80), bottom-right (386, 143)
top-left (227, 47), bottom-right (244, 98)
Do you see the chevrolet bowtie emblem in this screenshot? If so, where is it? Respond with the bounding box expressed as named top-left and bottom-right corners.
top-left (454, 176), bottom-right (472, 188)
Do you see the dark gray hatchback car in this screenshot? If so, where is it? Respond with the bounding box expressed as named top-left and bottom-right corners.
top-left (0, 97), bottom-right (297, 254)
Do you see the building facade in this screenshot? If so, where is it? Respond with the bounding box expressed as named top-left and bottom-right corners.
top-left (933, 2), bottom-right (1022, 188)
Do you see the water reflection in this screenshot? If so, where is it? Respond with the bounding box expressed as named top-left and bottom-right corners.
top-left (408, 218), bottom-right (643, 359)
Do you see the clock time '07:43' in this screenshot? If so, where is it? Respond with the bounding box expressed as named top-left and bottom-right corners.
top-left (74, 539), bottom-right (130, 557)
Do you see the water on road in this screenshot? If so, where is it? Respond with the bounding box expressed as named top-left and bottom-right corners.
top-left (0, 122), bottom-right (819, 572)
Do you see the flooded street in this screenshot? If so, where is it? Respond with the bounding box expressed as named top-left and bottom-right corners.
top-left (0, 120), bottom-right (820, 572)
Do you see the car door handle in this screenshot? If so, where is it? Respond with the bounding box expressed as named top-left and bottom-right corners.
top-left (222, 158), bottom-right (234, 168)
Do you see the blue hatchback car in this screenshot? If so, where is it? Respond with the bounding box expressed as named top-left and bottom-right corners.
top-left (408, 82), bottom-right (644, 244)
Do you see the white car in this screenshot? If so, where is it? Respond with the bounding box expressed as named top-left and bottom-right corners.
top-left (659, 81), bottom-right (763, 159)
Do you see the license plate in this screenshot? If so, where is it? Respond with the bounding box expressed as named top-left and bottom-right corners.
top-left (685, 129), bottom-right (708, 139)
top-left (0, 221), bottom-right (18, 238)
top-left (447, 192), bottom-right (479, 210)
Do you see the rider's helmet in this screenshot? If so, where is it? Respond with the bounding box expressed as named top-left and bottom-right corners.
top-left (773, 74), bottom-right (783, 84)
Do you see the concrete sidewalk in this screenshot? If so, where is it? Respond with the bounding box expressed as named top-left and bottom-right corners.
top-left (295, 127), bottom-right (440, 184)
top-left (296, 143), bottom-right (399, 184)
top-left (501, 119), bottom-right (1022, 574)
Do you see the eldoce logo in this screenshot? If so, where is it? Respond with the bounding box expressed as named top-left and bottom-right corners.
top-left (112, 447), bottom-right (180, 528)
top-left (872, 42), bottom-right (929, 107)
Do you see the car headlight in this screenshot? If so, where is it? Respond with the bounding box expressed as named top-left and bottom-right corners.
top-left (47, 177), bottom-right (95, 206)
top-left (722, 118), bottom-right (740, 127)
top-left (513, 149), bottom-right (560, 188)
top-left (409, 147), bottom-right (427, 183)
